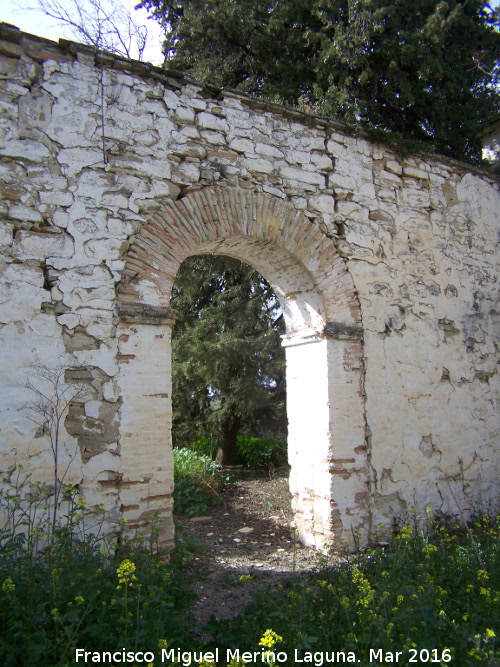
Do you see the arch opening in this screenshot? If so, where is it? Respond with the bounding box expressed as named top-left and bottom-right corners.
top-left (117, 188), bottom-right (368, 550)
top-left (190, 236), bottom-right (325, 336)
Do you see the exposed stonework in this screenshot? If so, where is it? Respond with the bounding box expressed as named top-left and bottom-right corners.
top-left (0, 24), bottom-right (499, 550)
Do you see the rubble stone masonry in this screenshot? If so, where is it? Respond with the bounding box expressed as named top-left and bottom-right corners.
top-left (0, 24), bottom-right (499, 549)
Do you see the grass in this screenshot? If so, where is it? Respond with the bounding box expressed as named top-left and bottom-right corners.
top-left (1, 470), bottom-right (499, 666)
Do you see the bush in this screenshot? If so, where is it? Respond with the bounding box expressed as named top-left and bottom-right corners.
top-left (172, 448), bottom-right (226, 517)
top-left (173, 477), bottom-right (212, 517)
top-left (236, 435), bottom-right (287, 469)
top-left (173, 447), bottom-right (221, 484)
top-left (181, 435), bottom-right (288, 469)
top-left (188, 436), bottom-right (217, 459)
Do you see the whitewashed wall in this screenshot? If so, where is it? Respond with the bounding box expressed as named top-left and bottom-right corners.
top-left (0, 25), bottom-right (499, 549)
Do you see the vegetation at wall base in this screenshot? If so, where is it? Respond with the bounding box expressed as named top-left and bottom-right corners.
top-left (0, 475), bottom-right (196, 666)
top-left (214, 513), bottom-right (500, 666)
top-left (1, 470), bottom-right (499, 666)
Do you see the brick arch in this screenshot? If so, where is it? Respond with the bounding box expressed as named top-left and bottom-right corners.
top-left (117, 186), bottom-right (368, 551)
top-left (118, 187), bottom-right (361, 335)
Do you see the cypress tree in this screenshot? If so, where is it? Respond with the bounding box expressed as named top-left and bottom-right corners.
top-left (171, 255), bottom-right (286, 465)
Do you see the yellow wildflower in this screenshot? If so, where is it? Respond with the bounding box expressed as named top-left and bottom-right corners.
top-left (352, 569), bottom-right (375, 608)
top-left (399, 526), bottom-right (413, 542)
top-left (422, 545), bottom-right (438, 556)
top-left (116, 559), bottom-right (137, 589)
top-left (259, 629), bottom-right (283, 648)
top-left (2, 577), bottom-right (15, 593)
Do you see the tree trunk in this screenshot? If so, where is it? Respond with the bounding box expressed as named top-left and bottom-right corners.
top-left (216, 410), bottom-right (239, 465)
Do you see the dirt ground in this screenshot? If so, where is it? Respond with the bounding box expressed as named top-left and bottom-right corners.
top-left (174, 470), bottom-right (340, 631)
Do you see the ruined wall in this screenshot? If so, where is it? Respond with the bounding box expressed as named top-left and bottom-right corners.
top-left (0, 24), bottom-right (499, 549)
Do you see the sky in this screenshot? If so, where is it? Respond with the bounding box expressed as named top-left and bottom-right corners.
top-left (0, 0), bottom-right (165, 65)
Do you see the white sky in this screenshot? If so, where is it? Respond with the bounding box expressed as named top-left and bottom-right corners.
top-left (0, 0), bottom-right (165, 65)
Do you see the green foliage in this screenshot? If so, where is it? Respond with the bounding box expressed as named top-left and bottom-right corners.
top-left (174, 447), bottom-right (222, 482)
top-left (313, 0), bottom-right (500, 162)
top-left (236, 436), bottom-right (287, 469)
top-left (183, 435), bottom-right (287, 469)
top-left (0, 472), bottom-right (195, 666)
top-left (188, 436), bottom-right (218, 459)
top-left (220, 514), bottom-right (500, 665)
top-left (171, 255), bottom-right (286, 465)
top-left (141, 0), bottom-right (500, 163)
top-left (173, 448), bottom-right (226, 517)
top-left (172, 477), bottom-right (212, 518)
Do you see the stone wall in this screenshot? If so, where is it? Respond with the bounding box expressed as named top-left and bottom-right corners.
top-left (0, 24), bottom-right (499, 550)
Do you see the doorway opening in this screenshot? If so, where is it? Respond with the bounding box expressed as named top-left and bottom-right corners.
top-left (171, 254), bottom-right (287, 472)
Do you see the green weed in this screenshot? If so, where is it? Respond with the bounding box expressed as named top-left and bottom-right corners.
top-left (184, 435), bottom-right (287, 469)
top-left (235, 436), bottom-right (287, 469)
top-left (220, 514), bottom-right (500, 666)
top-left (173, 449), bottom-right (227, 517)
top-left (0, 472), bottom-right (196, 666)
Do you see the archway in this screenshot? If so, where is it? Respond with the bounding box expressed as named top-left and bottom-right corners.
top-left (117, 187), bottom-right (368, 550)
